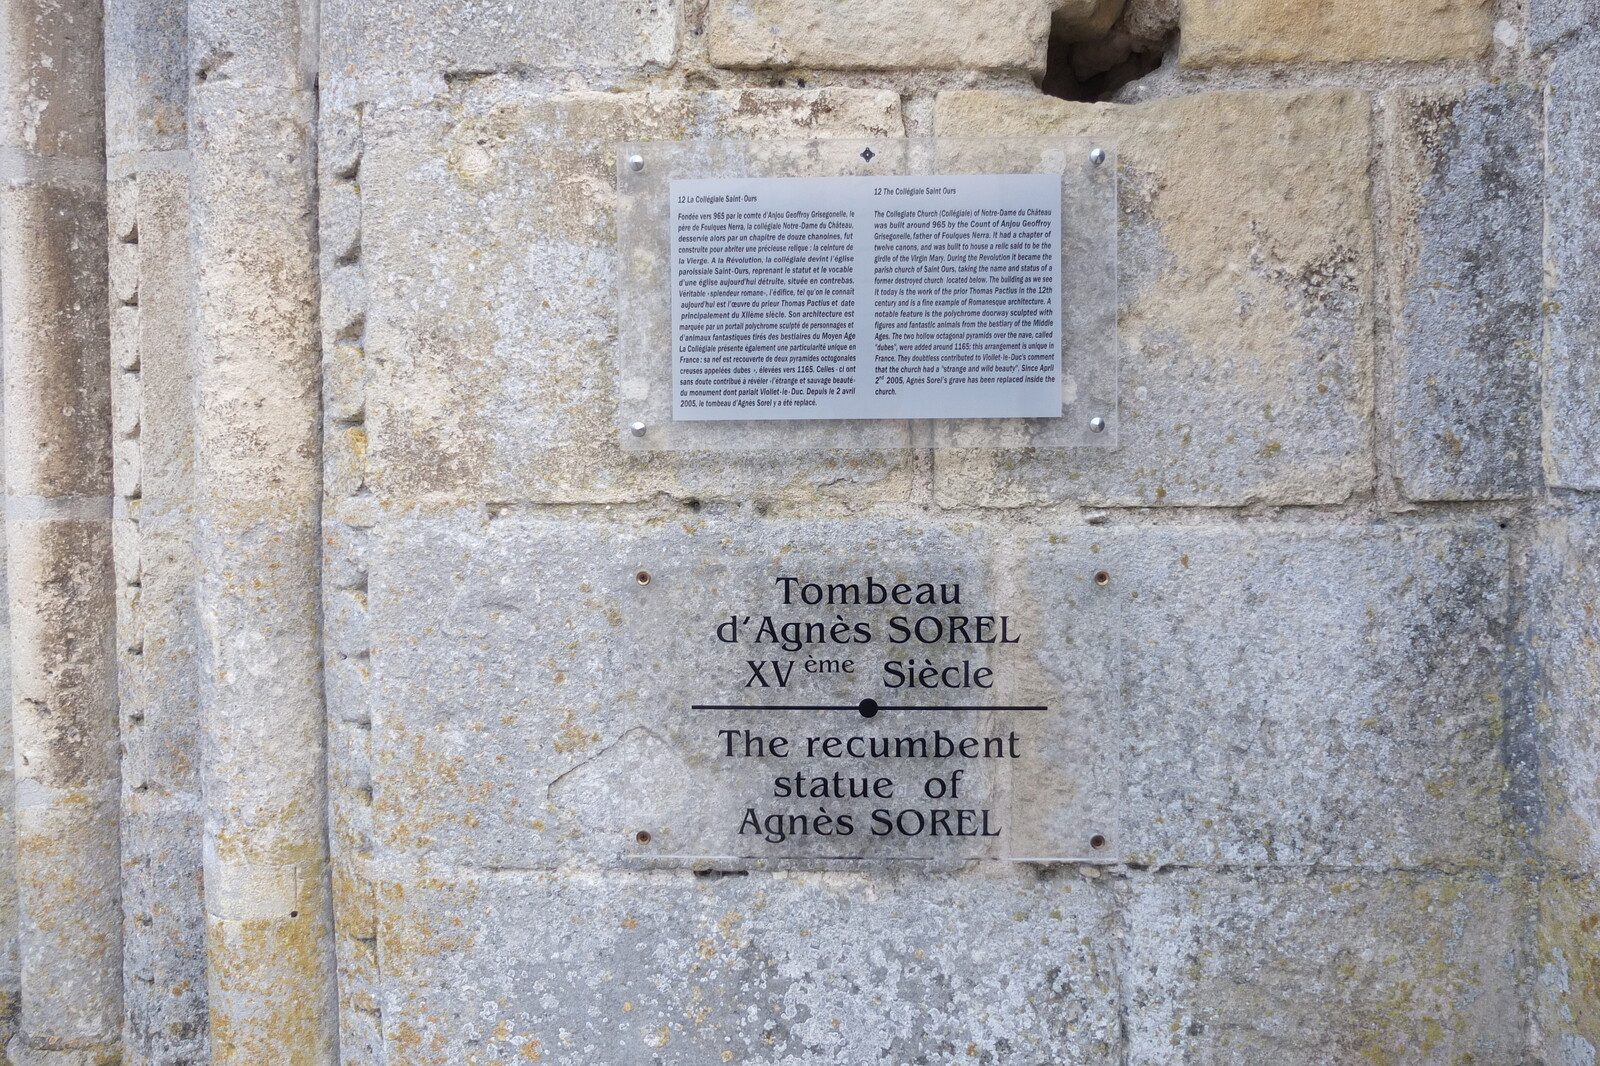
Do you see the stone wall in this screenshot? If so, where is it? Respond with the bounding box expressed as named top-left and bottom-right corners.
top-left (0, 0), bottom-right (1597, 1061)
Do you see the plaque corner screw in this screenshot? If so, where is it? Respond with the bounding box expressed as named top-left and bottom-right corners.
top-left (1089, 147), bottom-right (1106, 166)
top-left (628, 154), bottom-right (645, 172)
top-left (630, 421), bottom-right (647, 437)
top-left (1089, 415), bottom-right (1107, 433)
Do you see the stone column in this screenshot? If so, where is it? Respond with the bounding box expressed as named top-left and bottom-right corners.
top-left (189, 1), bottom-right (339, 1062)
top-left (104, 0), bottom-right (209, 1060)
top-left (0, 0), bottom-right (123, 1064)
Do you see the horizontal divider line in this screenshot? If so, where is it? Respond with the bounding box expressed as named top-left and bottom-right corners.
top-left (689, 704), bottom-right (1049, 711)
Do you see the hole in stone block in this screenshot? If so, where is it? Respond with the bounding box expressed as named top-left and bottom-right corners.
top-left (1042, 0), bottom-right (1177, 103)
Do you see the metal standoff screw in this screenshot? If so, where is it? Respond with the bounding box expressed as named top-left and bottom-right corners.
top-left (628, 154), bottom-right (645, 172)
top-left (1089, 416), bottom-right (1107, 433)
top-left (1089, 147), bottom-right (1106, 166)
top-left (630, 421), bottom-right (647, 437)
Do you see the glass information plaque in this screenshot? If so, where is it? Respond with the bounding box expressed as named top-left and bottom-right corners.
top-left (616, 138), bottom-right (1118, 452)
top-left (538, 522), bottom-right (1124, 868)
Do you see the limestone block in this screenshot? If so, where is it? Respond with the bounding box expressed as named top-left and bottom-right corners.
top-left (1126, 871), bottom-right (1525, 1064)
top-left (103, 0), bottom-right (188, 156)
top-left (111, 307), bottom-right (139, 371)
top-left (113, 438), bottom-right (141, 500)
top-left (320, 264), bottom-right (365, 348)
top-left (325, 345), bottom-right (366, 425)
top-left (191, 83), bottom-right (319, 508)
top-left (1180, 0), bottom-right (1492, 67)
top-left (321, 0), bottom-right (677, 106)
top-left (1545, 38), bottom-right (1600, 489)
top-left (324, 422), bottom-right (365, 499)
top-left (1528, 502), bottom-right (1600, 869)
top-left (106, 179), bottom-right (137, 246)
top-left (1534, 874), bottom-right (1600, 1066)
top-left (360, 86), bottom-right (909, 506)
top-left (187, 0), bottom-right (313, 90)
top-left (372, 868), bottom-right (1120, 1064)
top-left (0, 0), bottom-right (106, 157)
top-left (933, 90), bottom-right (1373, 508)
top-left (1059, 521), bottom-right (1512, 867)
top-left (1053, 0), bottom-right (1126, 43)
top-left (1530, 0), bottom-right (1599, 55)
top-left (132, 168), bottom-right (194, 504)
top-left (110, 369), bottom-right (140, 442)
top-left (1390, 85), bottom-right (1543, 501)
top-left (0, 184), bottom-right (113, 498)
top-left (707, 0), bottom-right (1050, 72)
top-left (321, 182), bottom-right (361, 271)
top-left (110, 518), bottom-right (140, 588)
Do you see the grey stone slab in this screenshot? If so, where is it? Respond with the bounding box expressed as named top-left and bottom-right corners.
top-left (1531, 873), bottom-right (1600, 1066)
top-left (1390, 85), bottom-right (1544, 501)
top-left (373, 866), bottom-right (1121, 1065)
top-left (188, 0), bottom-right (314, 91)
top-left (706, 0), bottom-right (1049, 73)
top-left (1125, 870), bottom-right (1526, 1065)
top-left (1528, 501), bottom-right (1600, 869)
top-left (1546, 39), bottom-right (1600, 489)
top-left (322, 0), bottom-right (677, 107)
top-left (359, 86), bottom-right (911, 507)
top-left (1055, 520), bottom-right (1513, 868)
top-left (103, 0), bottom-right (187, 156)
top-left (1530, 0), bottom-right (1599, 54)
top-left (931, 90), bottom-right (1374, 508)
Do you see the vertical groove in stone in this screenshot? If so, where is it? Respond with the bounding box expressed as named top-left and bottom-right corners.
top-left (188, 0), bottom-right (338, 1061)
top-left (0, 0), bottom-right (122, 1062)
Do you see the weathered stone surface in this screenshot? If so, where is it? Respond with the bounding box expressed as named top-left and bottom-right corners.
top-left (116, 170), bottom-right (209, 1066)
top-left (1533, 874), bottom-right (1600, 1066)
top-left (103, 0), bottom-right (187, 157)
top-left (1529, 503), bottom-right (1600, 869)
top-left (1390, 85), bottom-right (1543, 501)
top-left (933, 89), bottom-right (1373, 508)
top-left (0, 443), bottom-right (15, 1048)
top-left (1180, 0), bottom-right (1492, 67)
top-left (708, 0), bottom-right (1050, 72)
top-left (1052, 0), bottom-right (1125, 42)
top-left (0, 0), bottom-right (107, 159)
top-left (1063, 521), bottom-right (1512, 868)
top-left (1545, 38), bottom-right (1600, 490)
top-left (372, 867), bottom-right (1120, 1064)
top-left (0, 184), bottom-right (113, 497)
top-left (322, 0), bottom-right (677, 106)
top-left (1531, 515), bottom-right (1600, 1066)
top-left (1530, 0), bottom-right (1598, 55)
top-left (191, 68), bottom-right (337, 1062)
top-left (188, 0), bottom-right (314, 91)
top-left (1126, 871), bottom-right (1525, 1064)
top-left (361, 86), bottom-right (910, 506)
